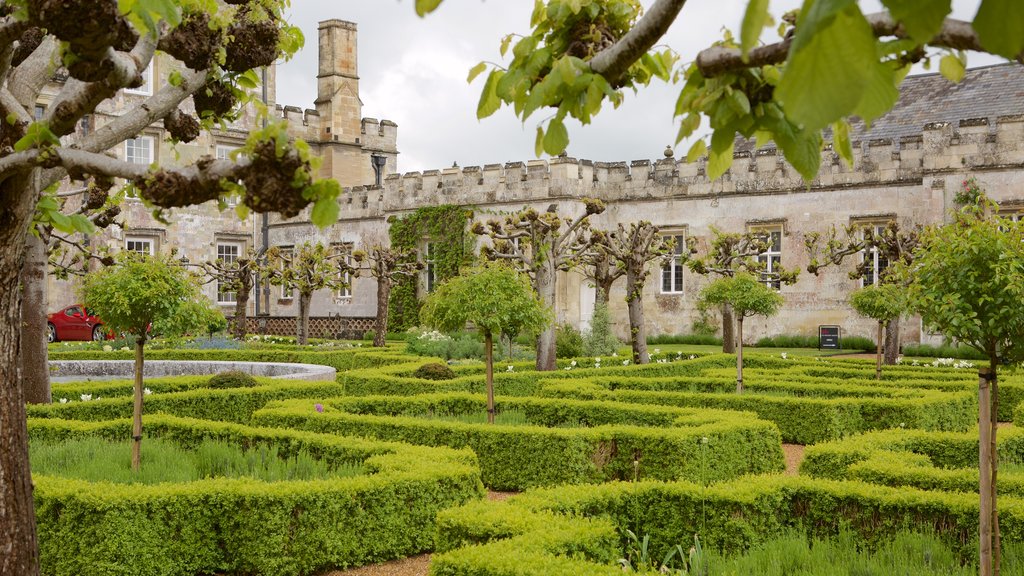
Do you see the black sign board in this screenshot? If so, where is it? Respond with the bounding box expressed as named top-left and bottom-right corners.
top-left (819, 325), bottom-right (841, 350)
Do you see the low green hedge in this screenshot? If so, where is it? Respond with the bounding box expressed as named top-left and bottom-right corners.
top-left (29, 380), bottom-right (342, 423)
top-left (536, 377), bottom-right (976, 444)
top-left (1017, 402), bottom-right (1024, 427)
top-left (29, 414), bottom-right (484, 576)
top-left (801, 427), bottom-right (1024, 498)
top-left (251, 394), bottom-right (784, 490)
top-left (430, 476), bottom-right (1024, 575)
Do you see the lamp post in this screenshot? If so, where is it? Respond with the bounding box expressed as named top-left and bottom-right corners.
top-left (370, 154), bottom-right (387, 187)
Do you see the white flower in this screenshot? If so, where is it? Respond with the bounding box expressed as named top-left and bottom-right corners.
top-left (506, 365), bottom-right (514, 372)
top-left (120, 347), bottom-right (130, 351)
top-left (700, 437), bottom-right (709, 445)
top-left (612, 352), bottom-right (618, 357)
top-left (689, 355), bottom-right (696, 360)
top-left (102, 345), bottom-right (112, 352)
top-left (622, 360), bottom-right (630, 366)
top-left (564, 366), bottom-right (572, 371)
top-left (653, 348), bottom-right (661, 354)
top-left (780, 352), bottom-right (788, 360)
top-left (143, 388), bottom-right (152, 396)
top-left (80, 394), bottom-right (92, 402)
top-left (570, 360), bottom-right (577, 367)
top-left (595, 357), bottom-right (601, 363)
top-left (58, 398), bottom-right (68, 404)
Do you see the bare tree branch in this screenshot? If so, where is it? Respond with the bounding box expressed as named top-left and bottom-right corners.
top-left (0, 87), bottom-right (31, 125)
top-left (696, 14), bottom-right (1016, 78)
top-left (8, 36), bottom-right (58, 108)
top-left (589, 0), bottom-right (687, 83)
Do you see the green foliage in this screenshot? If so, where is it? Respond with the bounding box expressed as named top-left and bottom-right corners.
top-left (207, 370), bottom-right (259, 389)
top-left (263, 241), bottom-right (351, 300)
top-left (412, 362), bottom-right (457, 381)
top-left (253, 394), bottom-right (783, 490)
top-left (648, 333), bottom-right (724, 346)
top-left (387, 205), bottom-right (472, 331)
top-left (151, 298), bottom-right (227, 339)
top-left (584, 301), bottom-right (620, 356)
top-left (901, 343), bottom-right (988, 361)
top-left (421, 262), bottom-right (550, 340)
top-left (699, 272), bottom-right (784, 319)
top-left (82, 253), bottom-right (199, 342)
top-left (29, 415), bottom-right (483, 576)
top-left (752, 334), bottom-right (875, 351)
top-left (849, 283), bottom-right (906, 323)
top-left (556, 323), bottom-right (584, 358)
top-left (30, 436), bottom-right (362, 484)
top-left (404, 328), bottom-right (485, 360)
top-left (900, 197), bottom-right (1024, 365)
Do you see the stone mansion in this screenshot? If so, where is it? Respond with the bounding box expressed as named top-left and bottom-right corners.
top-left (46, 18), bottom-right (1024, 345)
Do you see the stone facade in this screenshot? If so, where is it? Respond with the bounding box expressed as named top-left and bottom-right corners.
top-left (45, 18), bottom-right (1024, 347)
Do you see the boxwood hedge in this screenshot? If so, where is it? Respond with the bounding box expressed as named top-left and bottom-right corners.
top-left (251, 394), bottom-right (784, 490)
top-left (29, 414), bottom-right (484, 576)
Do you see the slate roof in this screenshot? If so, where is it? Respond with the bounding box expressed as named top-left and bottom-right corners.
top-left (737, 63), bottom-right (1024, 152)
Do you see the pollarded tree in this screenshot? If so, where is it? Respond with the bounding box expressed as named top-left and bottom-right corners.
top-left (699, 272), bottom-right (783, 393)
top-left (82, 253), bottom-right (198, 471)
top-left (420, 262), bottom-right (550, 423)
top-left (200, 247), bottom-right (260, 341)
top-left (848, 284), bottom-right (905, 380)
top-left (472, 199), bottom-right (605, 370)
top-left (687, 228), bottom-right (798, 353)
top-left (352, 245), bottom-right (423, 347)
top-left (264, 242), bottom-right (354, 346)
top-left (897, 196), bottom-right (1024, 576)
top-left (579, 246), bottom-right (624, 307)
top-left (0, 3), bottom-right (338, 572)
top-left (592, 221), bottom-right (674, 364)
top-left (805, 220), bottom-right (921, 365)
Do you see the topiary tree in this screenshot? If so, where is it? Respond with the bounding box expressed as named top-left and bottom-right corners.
top-left (420, 262), bottom-right (550, 423)
top-left (82, 253), bottom-right (198, 471)
top-left (352, 245), bottom-right (423, 347)
top-left (151, 297), bottom-right (226, 340)
top-left (848, 284), bottom-right (905, 380)
top-left (699, 272), bottom-right (783, 393)
top-left (199, 247), bottom-right (259, 340)
top-left (472, 199), bottom-right (604, 371)
top-left (897, 195), bottom-right (1024, 576)
top-left (264, 242), bottom-right (354, 345)
top-left (592, 221), bottom-right (674, 364)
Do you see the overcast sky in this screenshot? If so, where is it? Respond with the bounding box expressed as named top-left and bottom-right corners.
top-left (276, 1), bottom-right (1000, 174)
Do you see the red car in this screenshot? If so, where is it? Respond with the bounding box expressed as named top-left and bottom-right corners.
top-left (47, 305), bottom-right (111, 343)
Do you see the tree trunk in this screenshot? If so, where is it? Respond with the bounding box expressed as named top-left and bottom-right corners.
top-left (374, 278), bottom-right (390, 347)
top-left (20, 232), bottom-right (49, 404)
top-left (485, 332), bottom-right (494, 424)
top-left (979, 366), bottom-right (994, 576)
top-left (231, 272), bottom-right (252, 340)
top-left (721, 303), bottom-right (736, 354)
top-left (624, 267), bottom-right (649, 364)
top-left (593, 255), bottom-right (615, 306)
top-left (883, 318), bottom-right (900, 365)
top-left (875, 321), bottom-right (884, 381)
top-left (131, 340), bottom-right (145, 471)
top-left (989, 353), bottom-right (1001, 576)
top-left (296, 291), bottom-right (312, 345)
top-left (534, 263), bottom-right (557, 371)
top-left (1, 174), bottom-right (44, 576)
top-left (736, 317), bottom-right (744, 394)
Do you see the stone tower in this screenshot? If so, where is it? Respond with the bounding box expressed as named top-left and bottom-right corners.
top-left (314, 19), bottom-right (397, 186)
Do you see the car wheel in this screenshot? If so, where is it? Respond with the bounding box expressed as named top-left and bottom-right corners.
top-left (47, 323), bottom-right (57, 344)
top-left (92, 325), bottom-right (106, 341)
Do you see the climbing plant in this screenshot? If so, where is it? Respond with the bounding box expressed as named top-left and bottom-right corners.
top-left (387, 205), bottom-right (474, 331)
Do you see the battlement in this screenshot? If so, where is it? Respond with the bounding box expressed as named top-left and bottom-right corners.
top-left (274, 104), bottom-right (399, 153)
top-left (335, 114), bottom-right (1024, 218)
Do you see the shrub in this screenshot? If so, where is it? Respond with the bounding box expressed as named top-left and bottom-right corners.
top-left (207, 370), bottom-right (259, 389)
top-left (363, 330), bottom-right (375, 341)
top-left (412, 362), bottom-right (456, 381)
top-left (555, 323), bottom-right (584, 358)
top-left (584, 302), bottom-right (619, 356)
top-left (753, 334), bottom-right (875, 351)
top-left (902, 343), bottom-right (988, 360)
top-left (648, 333), bottom-right (723, 346)
top-left (405, 328), bottom-right (485, 360)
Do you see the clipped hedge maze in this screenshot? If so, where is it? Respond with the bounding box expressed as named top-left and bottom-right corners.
top-left (29, 414), bottom-right (484, 576)
top-left (252, 393), bottom-right (784, 490)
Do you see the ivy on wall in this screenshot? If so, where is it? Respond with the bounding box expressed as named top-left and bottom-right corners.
top-left (387, 205), bottom-right (474, 331)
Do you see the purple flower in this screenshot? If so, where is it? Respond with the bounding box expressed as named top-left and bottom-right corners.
top-left (314, 403), bottom-right (324, 413)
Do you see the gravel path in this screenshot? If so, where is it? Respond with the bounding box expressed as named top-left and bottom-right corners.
top-left (782, 444), bottom-right (805, 476)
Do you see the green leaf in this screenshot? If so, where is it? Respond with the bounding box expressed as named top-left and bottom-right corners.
top-left (974, 0), bottom-right (1024, 59)
top-left (686, 139), bottom-right (707, 162)
top-left (707, 129), bottom-right (734, 180)
top-left (853, 62), bottom-right (900, 126)
top-left (500, 34), bottom-right (514, 57)
top-left (542, 117), bottom-right (569, 156)
top-left (535, 125), bottom-right (545, 157)
top-left (881, 0), bottom-right (952, 44)
top-left (741, 0), bottom-right (771, 58)
top-left (415, 0), bottom-right (444, 17)
top-left (467, 62), bottom-right (487, 84)
top-left (70, 215), bottom-right (96, 235)
top-left (832, 119), bottom-right (854, 168)
top-left (477, 70), bottom-right (503, 119)
top-left (939, 53), bottom-right (966, 83)
top-left (48, 211), bottom-right (72, 232)
top-left (777, 4), bottom-right (875, 132)
top-left (310, 198), bottom-right (340, 229)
